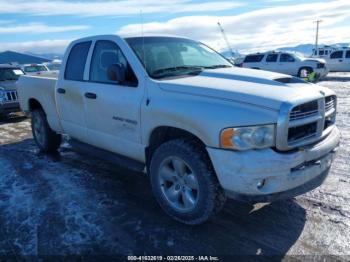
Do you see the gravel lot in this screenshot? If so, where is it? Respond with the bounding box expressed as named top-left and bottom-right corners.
top-left (0, 73), bottom-right (349, 259)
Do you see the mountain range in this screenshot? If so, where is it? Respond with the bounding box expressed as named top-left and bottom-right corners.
top-left (22, 42), bottom-right (350, 61)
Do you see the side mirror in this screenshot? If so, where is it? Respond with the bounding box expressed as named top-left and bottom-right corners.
top-left (107, 63), bottom-right (126, 83)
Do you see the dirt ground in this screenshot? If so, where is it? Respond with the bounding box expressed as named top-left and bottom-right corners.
top-left (0, 73), bottom-right (349, 260)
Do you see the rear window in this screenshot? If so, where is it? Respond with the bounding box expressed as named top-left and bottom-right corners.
top-left (330, 51), bottom-right (343, 59)
top-left (244, 55), bottom-right (264, 63)
top-left (346, 50), bottom-right (350, 58)
top-left (65, 41), bottom-right (92, 81)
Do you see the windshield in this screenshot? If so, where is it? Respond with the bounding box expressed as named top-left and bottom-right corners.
top-left (292, 52), bottom-right (305, 60)
top-left (126, 37), bottom-right (232, 79)
top-left (24, 65), bottom-right (48, 73)
top-left (0, 68), bottom-right (24, 81)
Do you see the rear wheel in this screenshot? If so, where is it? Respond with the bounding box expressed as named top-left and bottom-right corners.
top-left (31, 109), bottom-right (61, 152)
top-left (150, 139), bottom-right (226, 225)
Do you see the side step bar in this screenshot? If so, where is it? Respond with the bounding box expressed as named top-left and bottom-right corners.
top-left (69, 138), bottom-right (145, 172)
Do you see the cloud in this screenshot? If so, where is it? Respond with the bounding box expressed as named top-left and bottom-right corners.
top-left (0, 23), bottom-right (89, 34)
top-left (117, 0), bottom-right (350, 53)
top-left (0, 39), bottom-right (71, 53)
top-left (0, 0), bottom-right (243, 16)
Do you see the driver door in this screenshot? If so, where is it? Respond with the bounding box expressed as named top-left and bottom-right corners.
top-left (81, 40), bottom-right (145, 160)
top-left (278, 53), bottom-right (296, 75)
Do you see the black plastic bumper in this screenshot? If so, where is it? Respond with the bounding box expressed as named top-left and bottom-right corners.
top-left (0, 102), bottom-right (21, 115)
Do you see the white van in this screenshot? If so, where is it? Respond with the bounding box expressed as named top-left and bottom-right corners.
top-left (326, 49), bottom-right (350, 72)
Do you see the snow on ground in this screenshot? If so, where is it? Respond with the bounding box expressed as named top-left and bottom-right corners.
top-left (0, 73), bottom-right (349, 258)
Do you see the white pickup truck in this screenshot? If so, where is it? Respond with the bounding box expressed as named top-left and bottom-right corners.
top-left (17, 35), bottom-right (340, 225)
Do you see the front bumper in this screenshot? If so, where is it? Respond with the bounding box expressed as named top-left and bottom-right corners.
top-left (207, 126), bottom-right (340, 202)
top-left (315, 67), bottom-right (329, 78)
top-left (0, 101), bottom-right (21, 115)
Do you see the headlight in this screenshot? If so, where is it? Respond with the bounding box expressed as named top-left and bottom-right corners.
top-left (220, 124), bottom-right (276, 150)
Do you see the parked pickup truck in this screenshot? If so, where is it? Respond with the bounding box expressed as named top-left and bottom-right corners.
top-left (17, 35), bottom-right (340, 225)
top-left (0, 64), bottom-right (25, 119)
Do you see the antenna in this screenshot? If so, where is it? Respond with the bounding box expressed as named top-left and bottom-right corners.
top-left (140, 9), bottom-right (147, 73)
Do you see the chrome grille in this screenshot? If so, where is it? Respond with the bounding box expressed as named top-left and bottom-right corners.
top-left (325, 95), bottom-right (336, 112)
top-left (276, 95), bottom-right (337, 151)
top-left (290, 100), bottom-right (318, 121)
top-left (3, 90), bottom-right (18, 103)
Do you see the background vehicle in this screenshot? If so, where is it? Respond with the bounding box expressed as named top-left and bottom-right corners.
top-left (44, 59), bottom-right (62, 72)
top-left (312, 46), bottom-right (337, 58)
top-left (242, 51), bottom-right (328, 78)
top-left (0, 64), bottom-right (24, 119)
top-left (22, 63), bottom-right (58, 77)
top-left (17, 35), bottom-right (339, 225)
top-left (325, 48), bottom-right (350, 72)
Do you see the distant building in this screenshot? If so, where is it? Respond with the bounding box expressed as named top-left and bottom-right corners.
top-left (0, 50), bottom-right (50, 65)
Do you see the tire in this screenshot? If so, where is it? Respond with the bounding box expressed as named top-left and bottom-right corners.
top-left (31, 109), bottom-right (61, 152)
top-left (298, 67), bottom-right (313, 78)
top-left (150, 139), bottom-right (226, 225)
top-left (0, 113), bottom-right (5, 121)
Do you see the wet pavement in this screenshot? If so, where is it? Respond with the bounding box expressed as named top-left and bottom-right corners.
top-left (0, 73), bottom-right (349, 259)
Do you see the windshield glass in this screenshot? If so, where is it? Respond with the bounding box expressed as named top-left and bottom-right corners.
top-left (126, 37), bottom-right (232, 79)
top-left (0, 68), bottom-right (24, 81)
top-left (292, 52), bottom-right (305, 60)
top-left (24, 65), bottom-right (48, 73)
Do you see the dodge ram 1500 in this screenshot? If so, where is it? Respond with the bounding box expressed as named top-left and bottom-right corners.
top-left (17, 35), bottom-right (340, 225)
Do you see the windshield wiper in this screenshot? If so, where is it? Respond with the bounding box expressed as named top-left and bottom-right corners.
top-left (202, 65), bottom-right (232, 69)
top-left (152, 66), bottom-right (204, 79)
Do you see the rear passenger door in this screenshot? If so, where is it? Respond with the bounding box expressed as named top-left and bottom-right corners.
top-left (56, 41), bottom-right (91, 142)
top-left (81, 39), bottom-right (145, 161)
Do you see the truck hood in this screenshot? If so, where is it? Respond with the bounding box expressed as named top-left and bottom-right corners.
top-left (158, 67), bottom-right (331, 110)
top-left (302, 57), bottom-right (326, 63)
top-left (0, 81), bottom-right (18, 90)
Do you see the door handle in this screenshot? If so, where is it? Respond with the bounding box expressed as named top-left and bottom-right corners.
top-left (57, 88), bottom-right (66, 94)
top-left (84, 92), bottom-right (97, 99)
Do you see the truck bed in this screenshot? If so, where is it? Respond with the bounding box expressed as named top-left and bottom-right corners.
top-left (17, 75), bottom-right (63, 133)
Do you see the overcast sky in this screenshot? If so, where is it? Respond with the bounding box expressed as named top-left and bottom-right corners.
top-left (0, 0), bottom-right (349, 54)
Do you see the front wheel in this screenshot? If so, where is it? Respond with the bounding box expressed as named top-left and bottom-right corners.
top-left (150, 139), bottom-right (226, 225)
top-left (298, 67), bottom-right (313, 78)
top-left (31, 109), bottom-right (61, 152)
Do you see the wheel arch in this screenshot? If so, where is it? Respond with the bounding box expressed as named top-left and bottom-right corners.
top-left (28, 98), bottom-right (44, 112)
top-left (145, 126), bottom-right (210, 171)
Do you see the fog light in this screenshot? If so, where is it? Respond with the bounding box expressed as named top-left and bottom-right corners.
top-left (257, 179), bottom-right (266, 189)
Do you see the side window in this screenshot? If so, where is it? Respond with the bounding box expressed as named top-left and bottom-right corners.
top-left (266, 54), bottom-right (278, 62)
top-left (243, 55), bottom-right (264, 63)
top-left (346, 50), bottom-right (350, 58)
top-left (65, 41), bottom-right (91, 81)
top-left (330, 51), bottom-right (343, 59)
top-left (90, 40), bottom-right (138, 86)
top-left (280, 54), bottom-right (295, 62)
top-left (319, 50), bottom-right (324, 56)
